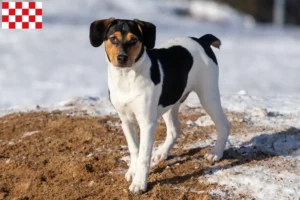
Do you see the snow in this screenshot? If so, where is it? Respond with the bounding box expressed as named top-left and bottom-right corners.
top-left (58, 96), bottom-right (117, 116)
top-left (186, 116), bottom-right (215, 127)
top-left (22, 130), bottom-right (40, 138)
top-left (205, 165), bottom-right (300, 200)
top-left (1, 0), bottom-right (300, 199)
top-left (188, 120), bottom-right (300, 199)
top-left (181, 91), bottom-right (300, 199)
top-left (188, 127), bottom-right (300, 199)
top-left (1, 0), bottom-right (300, 110)
top-left (189, 0), bottom-right (255, 28)
top-left (184, 92), bottom-right (300, 128)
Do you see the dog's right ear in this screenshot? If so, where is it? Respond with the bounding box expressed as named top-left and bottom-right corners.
top-left (89, 18), bottom-right (115, 48)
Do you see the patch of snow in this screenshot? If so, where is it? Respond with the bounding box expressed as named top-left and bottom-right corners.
top-left (86, 153), bottom-right (94, 158)
top-left (195, 116), bottom-right (214, 127)
top-left (204, 165), bottom-right (300, 200)
top-left (208, 188), bottom-right (232, 199)
top-left (188, 126), bottom-right (300, 199)
top-left (183, 136), bottom-right (217, 150)
top-left (187, 128), bottom-right (300, 158)
top-left (247, 107), bottom-right (268, 118)
top-left (1, 0), bottom-right (300, 110)
top-left (237, 130), bottom-right (300, 157)
top-left (186, 115), bottom-right (214, 127)
top-left (22, 131), bottom-right (40, 138)
top-left (58, 96), bottom-right (117, 116)
top-left (186, 120), bottom-right (197, 126)
top-left (88, 181), bottom-right (95, 187)
top-left (189, 0), bottom-right (255, 28)
top-left (183, 92), bottom-right (300, 128)
top-left (120, 155), bottom-right (130, 166)
top-left (237, 90), bottom-right (247, 96)
top-left (173, 186), bottom-right (207, 195)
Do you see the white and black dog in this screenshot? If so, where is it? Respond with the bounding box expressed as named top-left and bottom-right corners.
top-left (89, 18), bottom-right (231, 193)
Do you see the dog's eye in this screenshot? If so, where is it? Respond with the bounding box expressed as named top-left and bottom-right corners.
top-left (110, 37), bottom-right (118, 45)
top-left (129, 38), bottom-right (138, 45)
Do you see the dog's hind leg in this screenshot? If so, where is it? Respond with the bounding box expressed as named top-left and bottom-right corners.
top-left (152, 103), bottom-right (180, 165)
top-left (194, 65), bottom-right (231, 163)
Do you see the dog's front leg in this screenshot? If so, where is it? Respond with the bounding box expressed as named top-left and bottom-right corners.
top-left (129, 119), bottom-right (157, 194)
top-left (119, 115), bottom-right (139, 182)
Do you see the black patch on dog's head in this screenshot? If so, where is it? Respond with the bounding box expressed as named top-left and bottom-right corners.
top-left (105, 19), bottom-right (142, 42)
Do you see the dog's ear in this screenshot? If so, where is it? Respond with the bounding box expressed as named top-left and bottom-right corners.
top-left (89, 18), bottom-right (115, 47)
top-left (134, 19), bottom-right (156, 49)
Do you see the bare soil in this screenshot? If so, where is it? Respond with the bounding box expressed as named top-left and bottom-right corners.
top-left (0, 110), bottom-right (267, 200)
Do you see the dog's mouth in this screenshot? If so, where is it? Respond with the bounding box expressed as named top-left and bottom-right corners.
top-left (115, 64), bottom-right (129, 68)
top-left (114, 62), bottom-right (133, 68)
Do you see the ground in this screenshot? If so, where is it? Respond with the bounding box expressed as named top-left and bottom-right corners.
top-left (1, 106), bottom-right (298, 200)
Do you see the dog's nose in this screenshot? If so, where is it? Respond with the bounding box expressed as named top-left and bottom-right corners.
top-left (117, 55), bottom-right (128, 64)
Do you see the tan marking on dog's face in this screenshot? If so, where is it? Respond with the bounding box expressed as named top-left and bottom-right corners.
top-left (105, 31), bottom-right (122, 66)
top-left (137, 24), bottom-right (143, 34)
top-left (126, 33), bottom-right (142, 67)
top-left (105, 31), bottom-right (142, 67)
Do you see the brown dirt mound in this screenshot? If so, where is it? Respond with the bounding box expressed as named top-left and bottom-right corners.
top-left (0, 110), bottom-right (253, 200)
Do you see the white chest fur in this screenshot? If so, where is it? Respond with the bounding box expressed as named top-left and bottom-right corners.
top-left (107, 54), bottom-right (159, 122)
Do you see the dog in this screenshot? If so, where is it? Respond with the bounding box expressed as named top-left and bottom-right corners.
top-left (89, 18), bottom-right (231, 194)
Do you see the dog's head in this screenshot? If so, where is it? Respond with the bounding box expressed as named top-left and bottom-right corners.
top-left (89, 18), bottom-right (156, 68)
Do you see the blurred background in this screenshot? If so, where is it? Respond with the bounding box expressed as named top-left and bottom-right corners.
top-left (0, 0), bottom-right (299, 110)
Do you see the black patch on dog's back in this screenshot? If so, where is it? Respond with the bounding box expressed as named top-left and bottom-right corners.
top-left (148, 54), bottom-right (160, 85)
top-left (147, 46), bottom-right (193, 107)
top-left (190, 35), bottom-right (218, 65)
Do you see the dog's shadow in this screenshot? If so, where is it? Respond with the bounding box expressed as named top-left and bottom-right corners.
top-left (148, 127), bottom-right (300, 190)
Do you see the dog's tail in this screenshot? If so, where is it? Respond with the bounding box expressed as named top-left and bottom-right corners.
top-left (198, 34), bottom-right (221, 49)
top-left (190, 34), bottom-right (221, 65)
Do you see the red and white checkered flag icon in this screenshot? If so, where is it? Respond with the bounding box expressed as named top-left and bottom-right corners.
top-left (2, 2), bottom-right (42, 29)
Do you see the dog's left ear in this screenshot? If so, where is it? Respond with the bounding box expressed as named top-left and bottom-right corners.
top-left (134, 19), bottom-right (156, 49)
top-left (89, 17), bottom-right (115, 47)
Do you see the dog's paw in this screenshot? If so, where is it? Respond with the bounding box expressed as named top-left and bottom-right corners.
top-left (204, 150), bottom-right (223, 163)
top-left (125, 167), bottom-right (136, 182)
top-left (129, 181), bottom-right (147, 194)
top-left (151, 148), bottom-right (169, 166)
